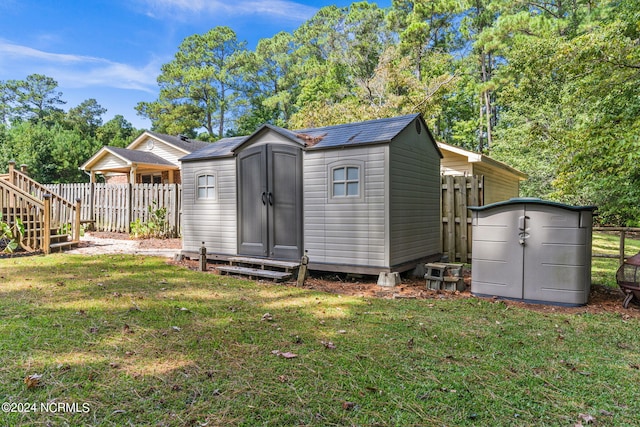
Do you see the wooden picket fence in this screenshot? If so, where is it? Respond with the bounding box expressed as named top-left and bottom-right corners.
top-left (45, 183), bottom-right (182, 236)
top-left (441, 175), bottom-right (484, 263)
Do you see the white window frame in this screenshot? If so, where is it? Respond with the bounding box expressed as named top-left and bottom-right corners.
top-left (195, 172), bottom-right (217, 201)
top-left (328, 160), bottom-right (364, 203)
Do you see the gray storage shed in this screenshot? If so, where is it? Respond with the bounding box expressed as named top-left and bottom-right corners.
top-left (179, 114), bottom-right (443, 274)
top-left (469, 198), bottom-right (595, 306)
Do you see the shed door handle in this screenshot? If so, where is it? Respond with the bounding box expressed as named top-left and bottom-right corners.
top-left (261, 192), bottom-right (267, 205)
top-left (268, 192), bottom-right (274, 206)
top-left (518, 215), bottom-right (530, 246)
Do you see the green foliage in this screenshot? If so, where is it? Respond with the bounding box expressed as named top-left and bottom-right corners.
top-left (0, 214), bottom-right (24, 253)
top-left (136, 26), bottom-right (247, 138)
top-left (130, 203), bottom-right (172, 239)
top-left (0, 75), bottom-right (142, 183)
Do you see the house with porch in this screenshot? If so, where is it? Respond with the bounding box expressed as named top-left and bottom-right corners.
top-left (80, 131), bottom-right (210, 184)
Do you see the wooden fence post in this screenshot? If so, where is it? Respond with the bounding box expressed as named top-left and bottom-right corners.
top-left (173, 183), bottom-right (180, 237)
top-left (74, 198), bottom-right (81, 242)
top-left (43, 194), bottom-right (51, 254)
top-left (620, 229), bottom-right (626, 266)
top-left (127, 183), bottom-right (133, 233)
top-left (8, 160), bottom-right (15, 184)
top-left (89, 182), bottom-right (95, 228)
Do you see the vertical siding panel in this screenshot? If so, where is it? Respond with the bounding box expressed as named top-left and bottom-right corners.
top-left (389, 121), bottom-right (441, 266)
top-left (304, 146), bottom-right (387, 268)
top-left (180, 158), bottom-right (237, 255)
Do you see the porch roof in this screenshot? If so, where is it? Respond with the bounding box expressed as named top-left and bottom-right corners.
top-left (80, 146), bottom-right (176, 173)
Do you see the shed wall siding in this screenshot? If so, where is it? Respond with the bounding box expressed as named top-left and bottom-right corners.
top-left (303, 146), bottom-right (387, 268)
top-left (181, 158), bottom-right (237, 255)
top-left (389, 127), bottom-right (441, 266)
top-left (473, 163), bottom-right (520, 204)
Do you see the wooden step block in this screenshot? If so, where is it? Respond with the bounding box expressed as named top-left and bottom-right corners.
top-left (49, 241), bottom-right (78, 252)
top-left (228, 256), bottom-right (300, 272)
top-left (217, 265), bottom-right (292, 282)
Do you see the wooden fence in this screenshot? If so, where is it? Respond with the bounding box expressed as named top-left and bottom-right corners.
top-left (592, 227), bottom-right (640, 265)
top-left (441, 175), bottom-right (484, 263)
top-left (45, 183), bottom-right (182, 236)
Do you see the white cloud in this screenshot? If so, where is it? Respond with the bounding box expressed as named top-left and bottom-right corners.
top-left (0, 40), bottom-right (159, 93)
top-left (138, 0), bottom-right (317, 22)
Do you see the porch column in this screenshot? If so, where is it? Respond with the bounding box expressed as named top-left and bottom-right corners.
top-left (129, 164), bottom-right (137, 184)
top-left (169, 169), bottom-right (175, 184)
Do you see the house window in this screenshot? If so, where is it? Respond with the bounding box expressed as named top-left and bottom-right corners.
top-left (141, 173), bottom-right (162, 184)
top-left (197, 174), bottom-right (216, 200)
top-left (332, 166), bottom-right (360, 197)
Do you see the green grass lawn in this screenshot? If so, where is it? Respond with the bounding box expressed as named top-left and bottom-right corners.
top-left (0, 237), bottom-right (639, 426)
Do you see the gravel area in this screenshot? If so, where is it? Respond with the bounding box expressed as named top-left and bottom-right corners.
top-left (65, 232), bottom-right (181, 258)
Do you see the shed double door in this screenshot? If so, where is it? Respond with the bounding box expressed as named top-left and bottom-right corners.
top-left (237, 144), bottom-right (302, 260)
top-left (472, 204), bottom-right (589, 304)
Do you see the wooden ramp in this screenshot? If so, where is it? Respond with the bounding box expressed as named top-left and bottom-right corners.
top-left (217, 257), bottom-right (300, 282)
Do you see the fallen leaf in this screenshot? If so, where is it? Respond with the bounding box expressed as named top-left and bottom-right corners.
top-left (342, 401), bottom-right (355, 411)
top-left (123, 324), bottom-right (134, 334)
top-left (89, 327), bottom-right (99, 333)
top-left (271, 350), bottom-right (297, 359)
top-left (321, 340), bottom-right (337, 349)
top-left (579, 413), bottom-right (595, 424)
top-left (262, 313), bottom-right (274, 321)
top-left (172, 326), bottom-right (182, 332)
top-left (24, 373), bottom-right (43, 389)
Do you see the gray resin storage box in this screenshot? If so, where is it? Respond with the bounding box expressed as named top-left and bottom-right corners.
top-left (469, 198), bottom-right (595, 306)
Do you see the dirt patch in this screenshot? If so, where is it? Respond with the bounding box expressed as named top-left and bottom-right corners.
top-left (172, 257), bottom-right (640, 319)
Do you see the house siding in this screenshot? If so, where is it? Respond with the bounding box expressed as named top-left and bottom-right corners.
top-left (135, 138), bottom-right (187, 166)
top-left (181, 158), bottom-right (237, 255)
top-left (473, 163), bottom-right (520, 204)
top-left (441, 153), bottom-right (472, 176)
top-left (303, 146), bottom-right (387, 268)
top-left (389, 125), bottom-right (441, 266)
top-left (93, 155), bottom-right (128, 171)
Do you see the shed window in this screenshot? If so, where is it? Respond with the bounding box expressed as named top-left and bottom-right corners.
top-left (196, 174), bottom-right (216, 200)
top-left (332, 166), bottom-right (360, 197)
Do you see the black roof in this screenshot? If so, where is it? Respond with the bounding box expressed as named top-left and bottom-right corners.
top-left (181, 114), bottom-right (428, 162)
top-left (146, 131), bottom-right (211, 153)
top-left (107, 146), bottom-right (174, 166)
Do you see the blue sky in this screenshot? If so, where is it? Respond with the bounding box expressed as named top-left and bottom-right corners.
top-left (0, 0), bottom-right (391, 129)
